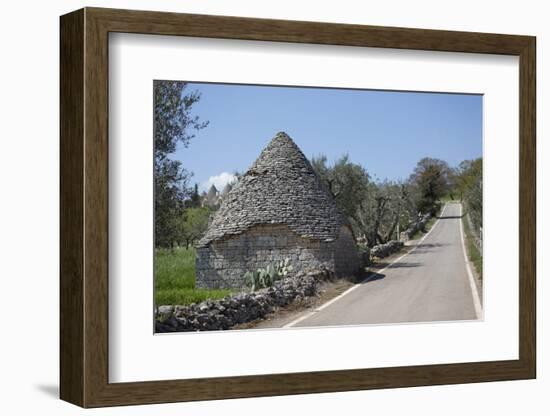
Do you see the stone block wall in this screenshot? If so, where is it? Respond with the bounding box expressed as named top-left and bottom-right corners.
top-left (370, 240), bottom-right (404, 259)
top-left (333, 226), bottom-right (362, 276)
top-left (196, 224), bottom-right (359, 289)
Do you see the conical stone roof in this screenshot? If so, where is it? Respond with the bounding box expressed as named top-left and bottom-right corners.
top-left (198, 132), bottom-right (346, 247)
top-left (207, 184), bottom-right (218, 199)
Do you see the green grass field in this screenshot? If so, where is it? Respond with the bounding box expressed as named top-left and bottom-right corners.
top-left (155, 247), bottom-right (232, 306)
top-left (461, 213), bottom-right (483, 279)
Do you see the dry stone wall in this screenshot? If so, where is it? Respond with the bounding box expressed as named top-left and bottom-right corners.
top-left (156, 268), bottom-right (335, 332)
top-left (370, 240), bottom-right (404, 259)
top-left (400, 213), bottom-right (432, 241)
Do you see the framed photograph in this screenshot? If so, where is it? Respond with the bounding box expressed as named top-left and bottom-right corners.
top-left (60, 7), bottom-right (536, 408)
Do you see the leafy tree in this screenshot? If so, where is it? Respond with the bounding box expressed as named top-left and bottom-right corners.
top-left (354, 180), bottom-right (414, 246)
top-left (374, 182), bottom-right (415, 243)
top-left (176, 207), bottom-right (211, 248)
top-left (311, 154), bottom-right (370, 224)
top-left (454, 159), bottom-right (481, 197)
top-left (155, 157), bottom-right (192, 248)
top-left (154, 81), bottom-right (208, 247)
top-left (154, 80), bottom-right (208, 157)
top-left (186, 183), bottom-right (202, 208)
top-left (409, 157), bottom-right (450, 215)
top-left (312, 154), bottom-right (414, 247)
top-left (454, 158), bottom-right (482, 229)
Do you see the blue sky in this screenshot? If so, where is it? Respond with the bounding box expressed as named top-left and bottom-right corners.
top-left (171, 82), bottom-right (482, 192)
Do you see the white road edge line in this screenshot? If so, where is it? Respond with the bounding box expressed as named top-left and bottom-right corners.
top-left (283, 204), bottom-right (449, 328)
top-left (458, 203), bottom-right (483, 320)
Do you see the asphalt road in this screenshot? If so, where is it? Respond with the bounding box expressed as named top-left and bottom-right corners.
top-left (288, 202), bottom-right (480, 328)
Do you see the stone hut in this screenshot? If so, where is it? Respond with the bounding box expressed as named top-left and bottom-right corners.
top-left (196, 132), bottom-right (360, 289)
top-left (201, 184), bottom-right (220, 208)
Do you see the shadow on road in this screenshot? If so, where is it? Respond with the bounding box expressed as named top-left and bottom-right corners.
top-left (438, 215), bottom-right (464, 219)
top-left (376, 261), bottom-right (423, 269)
top-left (416, 242), bottom-right (447, 248)
top-left (414, 242), bottom-right (448, 253)
top-left (388, 261), bottom-right (423, 268)
top-left (362, 271), bottom-right (386, 283)
top-left (354, 269), bottom-right (386, 284)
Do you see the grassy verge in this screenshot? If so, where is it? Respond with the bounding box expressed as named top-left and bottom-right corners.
top-left (461, 213), bottom-right (483, 279)
top-left (155, 247), bottom-right (232, 306)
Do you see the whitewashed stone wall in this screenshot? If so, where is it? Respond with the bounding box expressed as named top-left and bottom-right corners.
top-left (196, 224), bottom-right (359, 289)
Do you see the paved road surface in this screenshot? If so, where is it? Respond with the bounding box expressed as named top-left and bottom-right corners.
top-left (289, 202), bottom-right (479, 328)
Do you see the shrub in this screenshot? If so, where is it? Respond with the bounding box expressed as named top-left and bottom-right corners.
top-left (244, 258), bottom-right (293, 291)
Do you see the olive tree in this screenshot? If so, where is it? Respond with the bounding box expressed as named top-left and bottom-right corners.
top-left (154, 81), bottom-right (208, 247)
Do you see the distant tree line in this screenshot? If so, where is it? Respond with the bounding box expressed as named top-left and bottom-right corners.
top-left (312, 154), bottom-right (482, 247)
top-left (453, 158), bottom-right (482, 230)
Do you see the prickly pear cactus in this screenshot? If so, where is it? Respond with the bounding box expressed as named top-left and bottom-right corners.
top-left (244, 258), bottom-right (293, 291)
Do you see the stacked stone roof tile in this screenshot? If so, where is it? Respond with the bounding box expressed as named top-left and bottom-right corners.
top-left (198, 132), bottom-right (346, 247)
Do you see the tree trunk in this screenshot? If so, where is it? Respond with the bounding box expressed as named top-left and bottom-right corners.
top-left (383, 213), bottom-right (400, 243)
